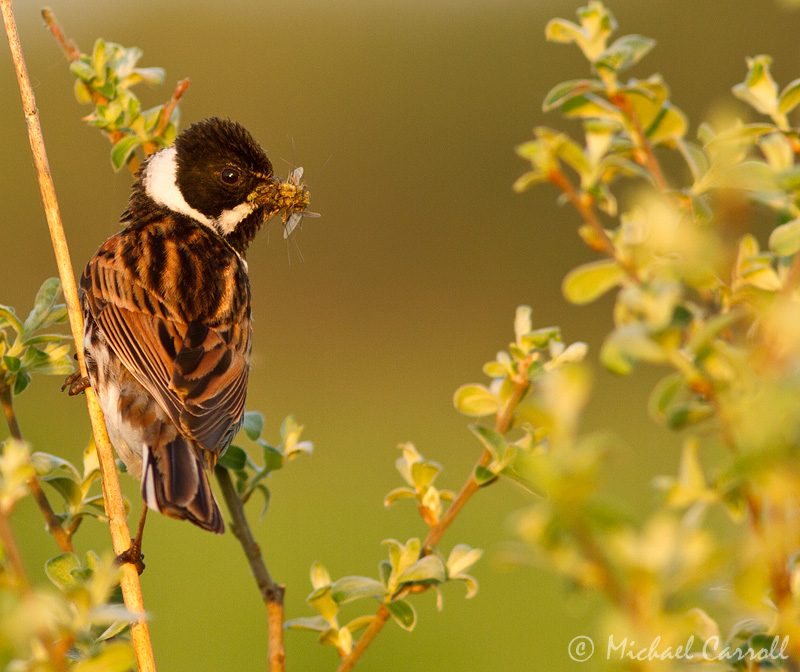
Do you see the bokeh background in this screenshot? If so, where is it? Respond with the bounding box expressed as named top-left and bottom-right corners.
top-left (2, 0), bottom-right (799, 669)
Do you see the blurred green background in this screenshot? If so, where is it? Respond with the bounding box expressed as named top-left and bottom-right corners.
top-left (1, 0), bottom-right (798, 669)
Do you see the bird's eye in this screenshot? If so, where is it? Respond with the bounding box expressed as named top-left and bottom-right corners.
top-left (221, 168), bottom-right (240, 185)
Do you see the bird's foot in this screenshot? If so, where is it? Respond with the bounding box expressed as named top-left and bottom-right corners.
top-left (115, 539), bottom-right (145, 575)
top-left (61, 371), bottom-right (91, 395)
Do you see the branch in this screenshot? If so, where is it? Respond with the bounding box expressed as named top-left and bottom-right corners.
top-left (1, 372), bottom-right (74, 554)
top-left (215, 466), bottom-right (285, 672)
top-left (609, 92), bottom-right (670, 194)
top-left (336, 369), bottom-right (531, 672)
top-left (141, 77), bottom-right (190, 156)
top-left (334, 605), bottom-right (391, 672)
top-left (548, 168), bottom-right (641, 282)
top-left (0, 501), bottom-right (68, 672)
top-left (1, 2), bottom-right (156, 669)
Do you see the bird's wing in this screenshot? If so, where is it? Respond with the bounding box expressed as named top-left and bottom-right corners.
top-left (82, 231), bottom-right (251, 455)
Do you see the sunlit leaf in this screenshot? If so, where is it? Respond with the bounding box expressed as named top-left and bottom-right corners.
top-left (562, 259), bottom-right (627, 304)
top-left (331, 576), bottom-right (387, 603)
top-left (385, 599), bottom-right (416, 631)
top-left (453, 384), bottom-right (499, 417)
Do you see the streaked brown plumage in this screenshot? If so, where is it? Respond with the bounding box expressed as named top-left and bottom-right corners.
top-left (75, 118), bottom-right (289, 536)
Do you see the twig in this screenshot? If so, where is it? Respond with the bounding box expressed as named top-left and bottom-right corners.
top-left (335, 605), bottom-right (391, 672)
top-left (0, 506), bottom-right (29, 588)
top-left (337, 369), bottom-right (531, 671)
top-left (215, 466), bottom-right (285, 672)
top-left (0, 506), bottom-right (69, 672)
top-left (40, 7), bottom-right (78, 61)
top-left (41, 9), bottom-right (135, 170)
top-left (609, 92), bottom-right (669, 193)
top-left (141, 78), bottom-right (189, 156)
top-left (425, 370), bottom-right (528, 549)
top-left (156, 78), bottom-right (189, 138)
top-left (1, 2), bottom-right (156, 669)
top-left (0, 381), bottom-right (22, 440)
top-left (547, 168), bottom-right (641, 282)
top-left (1, 366), bottom-right (74, 554)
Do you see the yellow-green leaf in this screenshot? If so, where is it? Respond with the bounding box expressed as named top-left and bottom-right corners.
top-left (562, 259), bottom-right (627, 304)
top-left (453, 384), bottom-right (499, 417)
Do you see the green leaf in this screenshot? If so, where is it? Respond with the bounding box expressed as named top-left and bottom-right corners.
top-left (563, 259), bottom-right (627, 304)
top-left (43, 476), bottom-right (82, 509)
top-left (453, 384), bottom-right (499, 417)
top-left (133, 66), bottom-right (165, 87)
top-left (91, 39), bottom-right (108, 81)
top-left (545, 18), bottom-right (585, 46)
top-left (562, 94), bottom-right (624, 123)
top-left (779, 77), bottom-right (800, 115)
top-left (595, 34), bottom-right (655, 74)
top-left (255, 483), bottom-right (271, 519)
top-left (446, 545), bottom-right (484, 576)
top-left (217, 444), bottom-right (247, 471)
top-left (733, 55), bottom-right (779, 117)
top-left (331, 576), bottom-right (387, 603)
top-left (23, 278), bottom-right (61, 338)
top-left (73, 642), bottom-right (135, 672)
top-left (385, 599), bottom-right (416, 631)
top-left (45, 552), bottom-right (82, 591)
top-left (514, 305), bottom-right (532, 344)
top-left (69, 60), bottom-right (96, 82)
top-left (410, 460), bottom-right (440, 489)
top-left (383, 487), bottom-right (417, 507)
top-left (13, 372), bottom-right (31, 395)
top-left (769, 218), bottom-right (800, 256)
top-left (468, 424), bottom-right (507, 458)
top-left (0, 305), bottom-right (22, 333)
top-left (310, 561), bottom-right (331, 590)
top-left (31, 451), bottom-right (81, 483)
top-left (542, 79), bottom-right (604, 112)
top-left (261, 443), bottom-right (285, 473)
top-left (602, 324), bottom-right (668, 374)
top-left (522, 326), bottom-right (560, 349)
top-left (645, 103), bottom-right (688, 144)
top-left (378, 560), bottom-right (392, 587)
top-left (345, 615), bottom-right (376, 634)
top-left (110, 136), bottom-right (142, 172)
top-left (307, 585), bottom-right (338, 622)
top-left (675, 139), bottom-right (710, 183)
top-left (666, 402), bottom-right (714, 430)
top-left (242, 411), bottom-right (264, 440)
top-left (285, 615), bottom-right (330, 631)
top-left (474, 465), bottom-right (499, 486)
top-left (648, 373), bottom-right (687, 423)
top-left (397, 555), bottom-right (446, 585)
top-left (3, 355), bottom-right (21, 373)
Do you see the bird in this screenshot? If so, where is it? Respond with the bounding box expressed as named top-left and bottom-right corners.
top-left (63, 117), bottom-right (309, 570)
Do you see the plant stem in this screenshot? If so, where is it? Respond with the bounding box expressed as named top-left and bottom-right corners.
top-left (1, 2), bottom-right (155, 669)
top-left (0, 381), bottom-right (22, 440)
top-left (0, 506), bottom-right (29, 588)
top-left (609, 92), bottom-right (669, 193)
top-left (151, 78), bottom-right (189, 142)
top-left (215, 466), bottom-right (285, 672)
top-left (337, 370), bottom-right (530, 671)
top-left (0, 506), bottom-right (70, 672)
top-left (1, 377), bottom-right (74, 553)
top-left (548, 168), bottom-right (640, 281)
top-left (334, 605), bottom-right (391, 672)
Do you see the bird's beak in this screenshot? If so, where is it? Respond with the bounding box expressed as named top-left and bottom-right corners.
top-left (247, 175), bottom-right (282, 209)
top-left (247, 172), bottom-right (312, 225)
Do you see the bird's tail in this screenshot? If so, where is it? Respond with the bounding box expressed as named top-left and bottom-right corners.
top-left (141, 435), bottom-right (224, 533)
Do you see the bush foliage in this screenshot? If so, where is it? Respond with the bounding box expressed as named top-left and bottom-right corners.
top-left (3, 1), bottom-right (800, 670)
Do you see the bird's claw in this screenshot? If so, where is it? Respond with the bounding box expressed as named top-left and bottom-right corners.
top-left (61, 371), bottom-right (91, 395)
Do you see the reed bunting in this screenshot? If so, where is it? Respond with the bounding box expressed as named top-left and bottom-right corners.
top-left (64, 118), bottom-right (310, 565)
